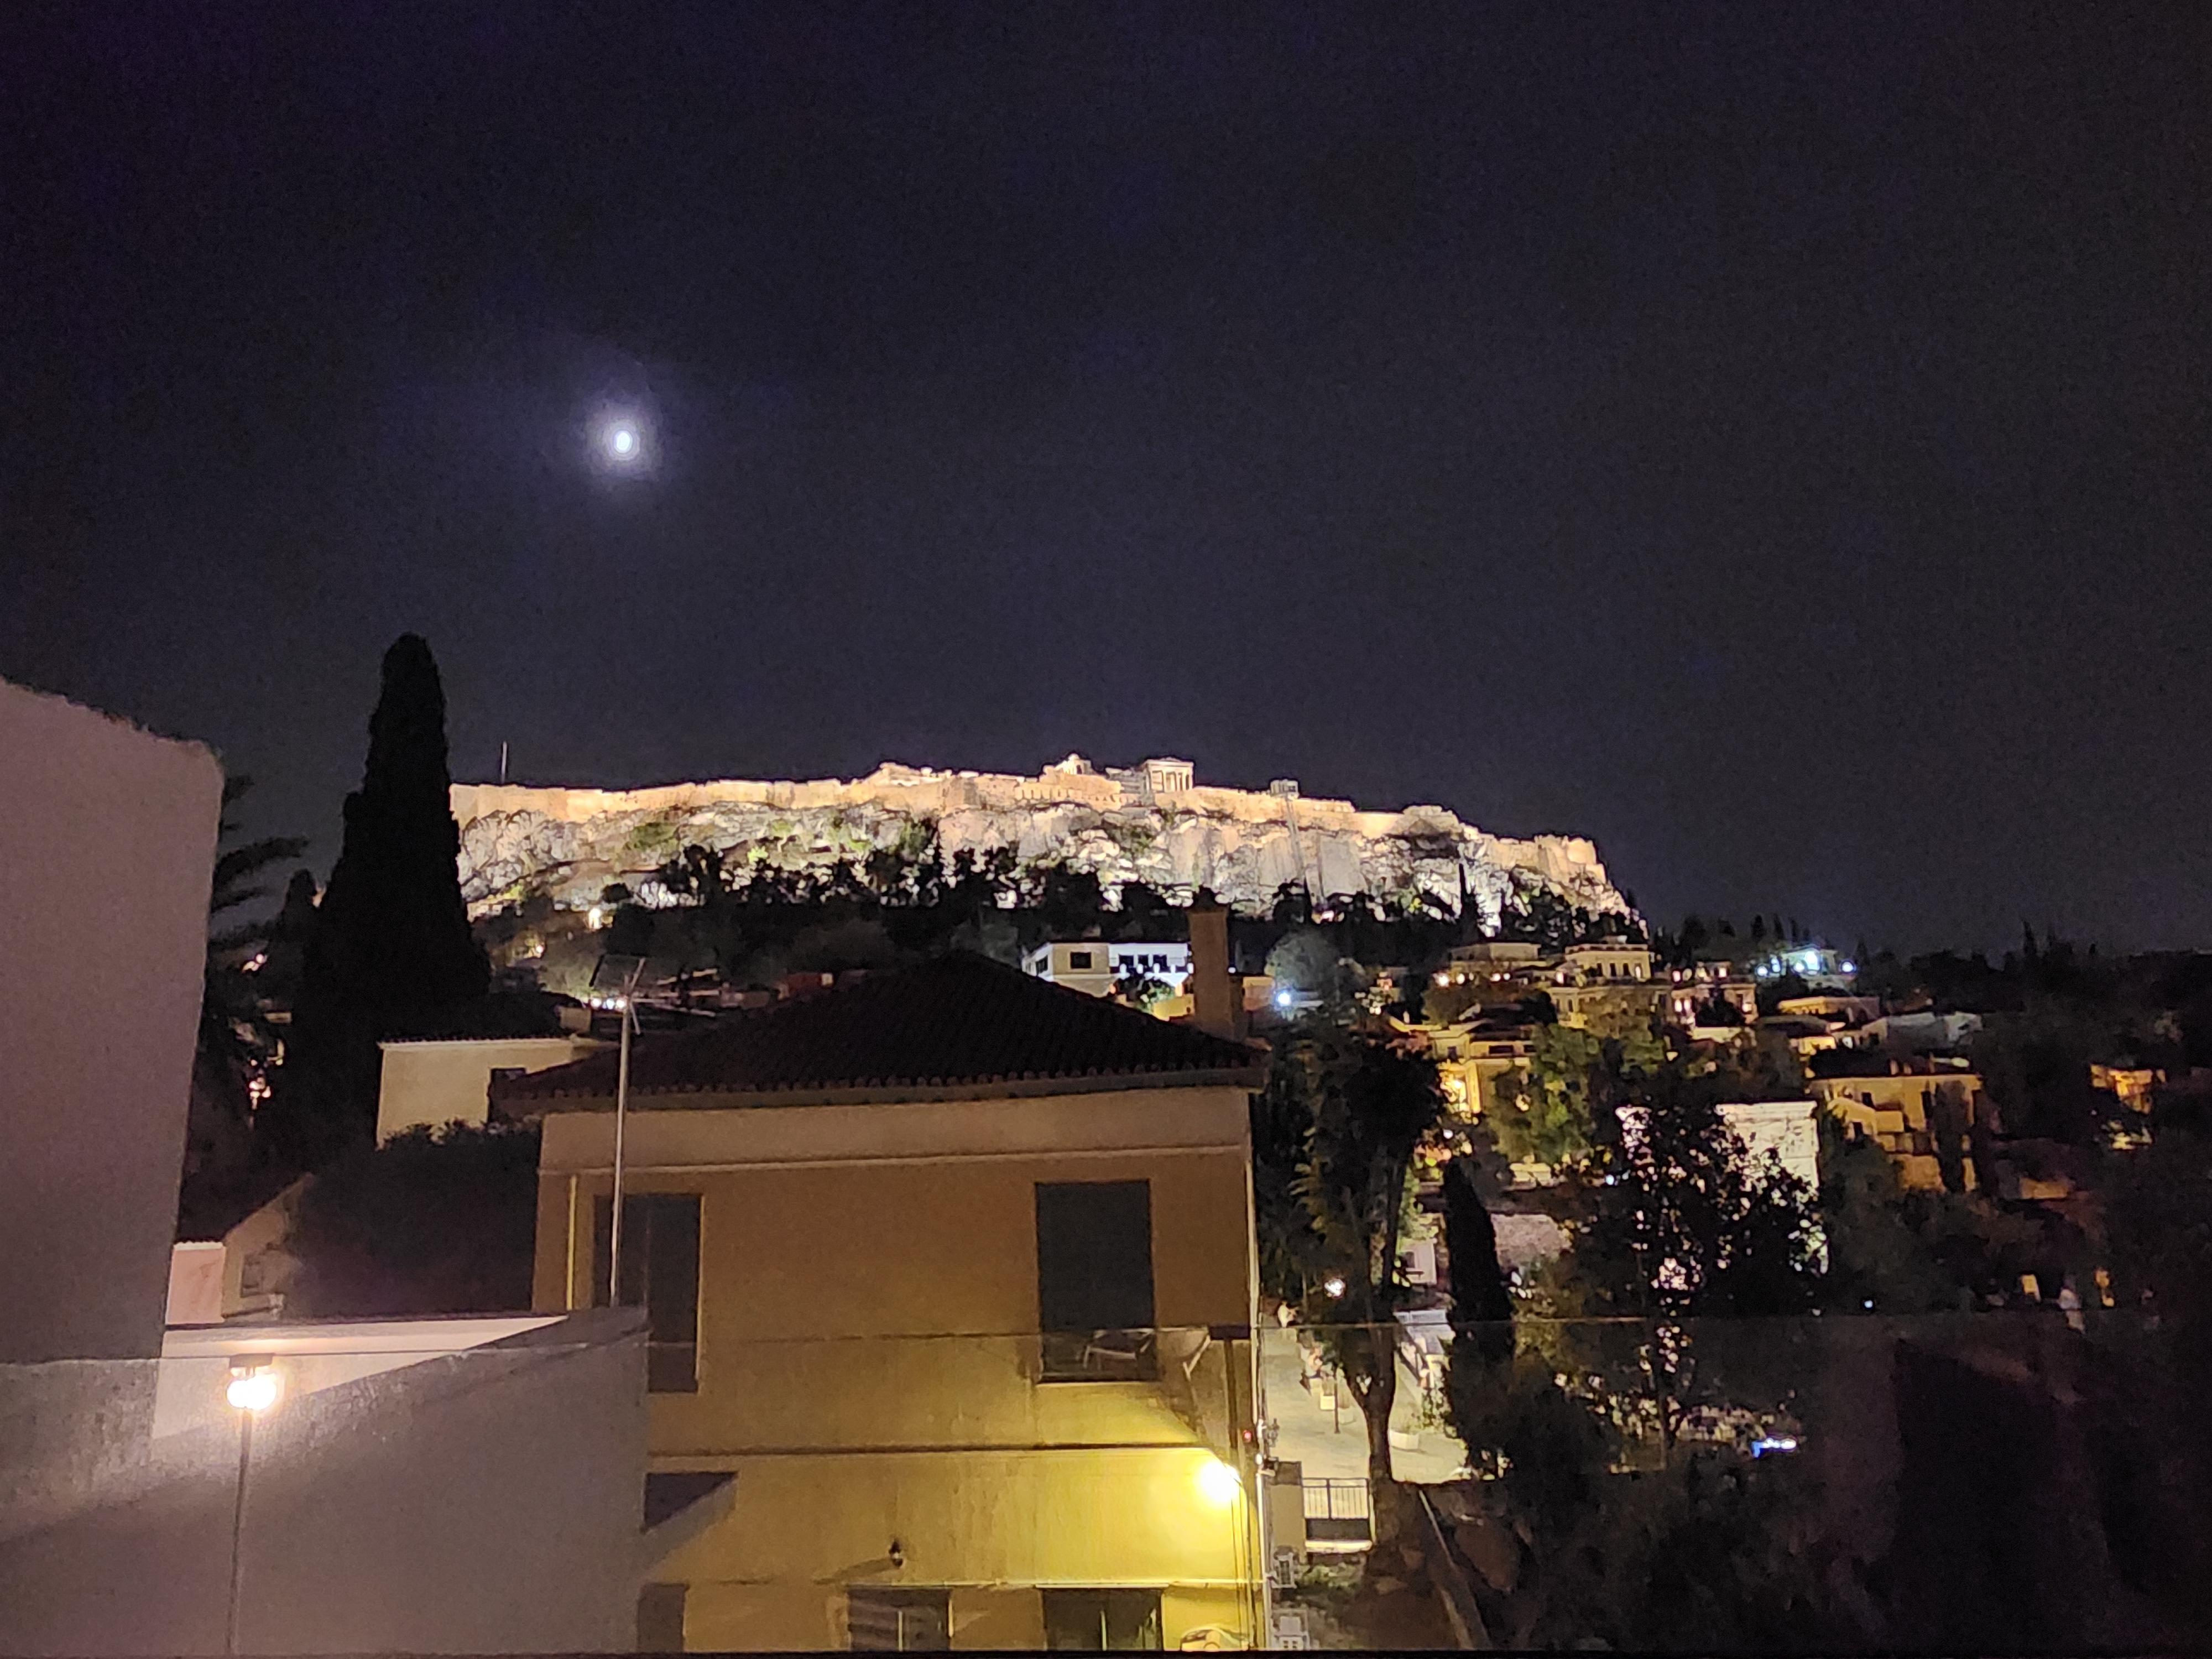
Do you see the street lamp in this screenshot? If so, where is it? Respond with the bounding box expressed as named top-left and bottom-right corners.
top-left (225, 1357), bottom-right (281, 1656)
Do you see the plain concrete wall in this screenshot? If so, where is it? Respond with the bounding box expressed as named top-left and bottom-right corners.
top-left (0, 679), bottom-right (223, 1363)
top-left (0, 1311), bottom-right (649, 1655)
top-left (377, 1036), bottom-right (605, 1142)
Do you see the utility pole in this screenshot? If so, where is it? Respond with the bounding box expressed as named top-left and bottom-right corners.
top-left (607, 956), bottom-right (645, 1302)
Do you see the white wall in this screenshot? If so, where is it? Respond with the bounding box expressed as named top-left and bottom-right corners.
top-left (0, 680), bottom-right (222, 1362)
top-left (0, 1311), bottom-right (650, 1656)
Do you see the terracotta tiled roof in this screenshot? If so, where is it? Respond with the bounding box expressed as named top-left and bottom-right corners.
top-left (492, 951), bottom-right (1262, 1107)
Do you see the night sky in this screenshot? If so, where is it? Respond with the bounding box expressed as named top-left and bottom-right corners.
top-left (6, 3), bottom-right (2208, 954)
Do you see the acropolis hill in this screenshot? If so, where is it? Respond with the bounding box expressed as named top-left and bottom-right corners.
top-left (451, 754), bottom-right (1629, 924)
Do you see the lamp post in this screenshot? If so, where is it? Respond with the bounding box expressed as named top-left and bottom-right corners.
top-left (224, 1357), bottom-right (281, 1656)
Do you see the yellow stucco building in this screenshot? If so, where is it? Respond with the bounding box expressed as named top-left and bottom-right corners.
top-left (1809, 1068), bottom-right (1984, 1191)
top-left (1418, 1022), bottom-right (1534, 1118)
top-left (507, 954), bottom-right (1270, 1651)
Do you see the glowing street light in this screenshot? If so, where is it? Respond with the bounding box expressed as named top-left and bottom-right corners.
top-left (226, 1365), bottom-right (281, 1415)
top-left (1196, 1454), bottom-right (1242, 1506)
top-left (1323, 1275), bottom-right (1346, 1298)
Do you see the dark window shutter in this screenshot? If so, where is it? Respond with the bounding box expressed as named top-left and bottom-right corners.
top-left (1035, 1181), bottom-right (1155, 1333)
top-left (591, 1193), bottom-right (700, 1392)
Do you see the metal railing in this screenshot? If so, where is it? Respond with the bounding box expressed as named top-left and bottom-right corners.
top-left (1301, 1477), bottom-right (1373, 1545)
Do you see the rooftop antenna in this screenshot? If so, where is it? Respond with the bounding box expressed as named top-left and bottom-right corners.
top-left (589, 953), bottom-right (648, 1302)
top-left (499, 741), bottom-right (509, 785)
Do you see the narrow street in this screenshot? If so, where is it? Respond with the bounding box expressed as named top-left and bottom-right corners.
top-left (1259, 1328), bottom-right (1467, 1484)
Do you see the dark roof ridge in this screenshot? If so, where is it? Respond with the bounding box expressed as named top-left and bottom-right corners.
top-left (493, 950), bottom-right (1261, 1107)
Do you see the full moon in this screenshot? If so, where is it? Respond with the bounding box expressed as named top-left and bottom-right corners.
top-left (589, 405), bottom-right (654, 475)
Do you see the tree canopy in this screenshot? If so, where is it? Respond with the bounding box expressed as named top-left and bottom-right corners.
top-left (264, 635), bottom-right (487, 1171)
top-left (1252, 1025), bottom-right (1446, 1536)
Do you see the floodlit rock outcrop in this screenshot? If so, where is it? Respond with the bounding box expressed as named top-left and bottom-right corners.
top-left (452, 755), bottom-right (1629, 924)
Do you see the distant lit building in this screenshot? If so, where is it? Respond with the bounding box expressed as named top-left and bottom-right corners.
top-left (1750, 943), bottom-right (1856, 988)
top-left (1665, 969), bottom-right (1760, 1027)
top-left (1022, 940), bottom-right (1193, 999)
top-left (1864, 1011), bottom-right (1983, 1056)
top-left (1441, 940), bottom-right (1545, 981)
top-left (2091, 1063), bottom-right (2162, 1115)
top-left (1419, 1023), bottom-right (1536, 1117)
top-left (1559, 942), bottom-right (1653, 983)
top-left (1810, 1066), bottom-right (1984, 1191)
top-left (1717, 1100), bottom-right (1822, 1191)
top-left (1775, 994), bottom-right (1883, 1025)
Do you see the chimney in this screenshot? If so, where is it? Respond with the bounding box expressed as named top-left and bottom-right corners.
top-left (1188, 890), bottom-right (1237, 1039)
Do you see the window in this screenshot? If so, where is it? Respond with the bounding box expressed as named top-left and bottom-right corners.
top-left (593, 1193), bottom-right (701, 1392)
top-left (636, 1583), bottom-right (687, 1652)
top-left (1070, 950), bottom-right (1094, 970)
top-left (848, 1587), bottom-right (950, 1651)
top-left (1041, 1589), bottom-right (1162, 1650)
top-left (1035, 1181), bottom-right (1155, 1381)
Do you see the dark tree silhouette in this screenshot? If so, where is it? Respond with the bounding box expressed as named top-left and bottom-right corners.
top-left (264, 635), bottom-right (486, 1171)
top-left (1034, 863), bottom-right (1107, 938)
top-left (180, 776), bottom-right (306, 1237)
top-left (1443, 1154), bottom-right (1512, 1327)
top-left (288, 1123), bottom-right (541, 1316)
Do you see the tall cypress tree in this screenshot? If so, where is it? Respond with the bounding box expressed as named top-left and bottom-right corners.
top-left (264, 635), bottom-right (486, 1170)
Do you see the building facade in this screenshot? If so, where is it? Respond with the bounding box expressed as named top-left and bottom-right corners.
top-left (1422, 1024), bottom-right (1537, 1118)
top-left (0, 678), bottom-right (223, 1363)
top-left (511, 956), bottom-right (1270, 1652)
top-left (1021, 940), bottom-right (1193, 1001)
top-left (1809, 1069), bottom-right (1984, 1191)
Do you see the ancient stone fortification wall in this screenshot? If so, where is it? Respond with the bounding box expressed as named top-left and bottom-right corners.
top-left (451, 758), bottom-right (1627, 924)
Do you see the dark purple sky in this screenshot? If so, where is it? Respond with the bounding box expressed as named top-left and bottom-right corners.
top-left (5, 2), bottom-right (2207, 954)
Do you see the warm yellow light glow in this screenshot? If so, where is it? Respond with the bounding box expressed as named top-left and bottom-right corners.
top-left (1197, 1455), bottom-right (1241, 1506)
top-left (226, 1367), bottom-right (281, 1413)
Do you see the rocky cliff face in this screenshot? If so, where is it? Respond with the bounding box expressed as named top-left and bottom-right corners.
top-left (451, 758), bottom-right (1630, 925)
